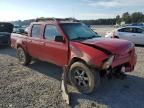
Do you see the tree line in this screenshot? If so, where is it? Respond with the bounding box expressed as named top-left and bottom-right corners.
top-left (12, 12), bottom-right (144, 26)
top-left (82, 12), bottom-right (144, 25)
top-left (11, 19), bottom-right (35, 26)
top-left (81, 18), bottom-right (116, 25)
top-left (116, 12), bottom-right (144, 25)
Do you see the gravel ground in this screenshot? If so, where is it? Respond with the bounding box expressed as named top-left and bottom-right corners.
top-left (0, 48), bottom-right (70, 108)
top-left (0, 27), bottom-right (144, 108)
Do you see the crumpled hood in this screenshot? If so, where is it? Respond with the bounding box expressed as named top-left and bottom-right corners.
top-left (82, 38), bottom-right (134, 55)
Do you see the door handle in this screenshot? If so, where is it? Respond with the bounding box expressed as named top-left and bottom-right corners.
top-left (132, 35), bottom-right (136, 36)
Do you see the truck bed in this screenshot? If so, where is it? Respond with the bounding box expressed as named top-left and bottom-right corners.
top-left (11, 33), bottom-right (28, 49)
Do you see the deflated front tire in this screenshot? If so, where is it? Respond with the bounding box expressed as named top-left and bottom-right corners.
top-left (68, 62), bottom-right (100, 94)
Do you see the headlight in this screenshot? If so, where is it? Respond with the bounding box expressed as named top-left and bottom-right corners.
top-left (102, 55), bottom-right (114, 70)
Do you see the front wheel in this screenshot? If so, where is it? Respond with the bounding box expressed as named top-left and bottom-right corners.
top-left (17, 47), bottom-right (31, 65)
top-left (68, 62), bottom-right (100, 94)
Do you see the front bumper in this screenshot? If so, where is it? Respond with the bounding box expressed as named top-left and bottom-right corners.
top-left (111, 48), bottom-right (137, 72)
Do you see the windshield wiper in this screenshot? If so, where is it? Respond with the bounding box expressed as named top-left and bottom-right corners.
top-left (71, 35), bottom-right (100, 41)
top-left (85, 35), bottom-right (101, 39)
top-left (71, 37), bottom-right (88, 41)
top-left (86, 35), bottom-right (97, 39)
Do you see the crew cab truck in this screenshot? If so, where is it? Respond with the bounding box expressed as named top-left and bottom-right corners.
top-left (11, 18), bottom-right (137, 94)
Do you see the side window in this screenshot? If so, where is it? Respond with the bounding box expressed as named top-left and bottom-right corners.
top-left (118, 28), bottom-right (133, 33)
top-left (118, 28), bottom-right (125, 32)
top-left (132, 28), bottom-right (143, 33)
top-left (123, 28), bottom-right (133, 33)
top-left (44, 25), bottom-right (61, 41)
top-left (31, 24), bottom-right (41, 38)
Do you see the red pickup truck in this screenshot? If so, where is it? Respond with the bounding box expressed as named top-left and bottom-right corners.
top-left (11, 18), bottom-right (137, 94)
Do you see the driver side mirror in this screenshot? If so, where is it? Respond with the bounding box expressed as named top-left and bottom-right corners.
top-left (55, 36), bottom-right (65, 43)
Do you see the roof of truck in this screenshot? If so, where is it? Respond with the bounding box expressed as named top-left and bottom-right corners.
top-left (31, 18), bottom-right (80, 25)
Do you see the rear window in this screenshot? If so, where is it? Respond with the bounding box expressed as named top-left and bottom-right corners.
top-left (132, 28), bottom-right (144, 33)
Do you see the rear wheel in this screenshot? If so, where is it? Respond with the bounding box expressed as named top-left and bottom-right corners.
top-left (68, 62), bottom-right (100, 94)
top-left (17, 47), bottom-right (31, 65)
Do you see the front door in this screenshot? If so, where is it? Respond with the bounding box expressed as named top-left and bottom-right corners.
top-left (42, 24), bottom-right (69, 66)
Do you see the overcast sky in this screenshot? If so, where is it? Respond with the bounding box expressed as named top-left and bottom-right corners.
top-left (0, 0), bottom-right (144, 21)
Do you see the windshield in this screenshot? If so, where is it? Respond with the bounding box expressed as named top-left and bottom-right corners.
top-left (61, 23), bottom-right (100, 41)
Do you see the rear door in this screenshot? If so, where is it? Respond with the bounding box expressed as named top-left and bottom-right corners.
top-left (27, 24), bottom-right (44, 59)
top-left (42, 24), bottom-right (69, 66)
top-left (132, 27), bottom-right (144, 45)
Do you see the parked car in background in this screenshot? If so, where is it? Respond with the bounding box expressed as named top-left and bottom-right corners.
top-left (125, 23), bottom-right (144, 30)
top-left (11, 18), bottom-right (137, 94)
top-left (13, 25), bottom-right (27, 34)
top-left (128, 23), bottom-right (144, 28)
top-left (0, 22), bottom-right (13, 46)
top-left (13, 28), bottom-right (25, 34)
top-left (105, 26), bottom-right (144, 45)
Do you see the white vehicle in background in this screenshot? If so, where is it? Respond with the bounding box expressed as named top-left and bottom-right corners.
top-left (105, 26), bottom-right (144, 45)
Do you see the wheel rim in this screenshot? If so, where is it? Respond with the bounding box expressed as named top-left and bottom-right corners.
top-left (71, 67), bottom-right (90, 90)
top-left (18, 49), bottom-right (25, 63)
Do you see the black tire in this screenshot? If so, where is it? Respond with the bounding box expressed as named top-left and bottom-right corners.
top-left (68, 62), bottom-right (100, 94)
top-left (17, 47), bottom-right (31, 65)
top-left (114, 36), bottom-right (119, 39)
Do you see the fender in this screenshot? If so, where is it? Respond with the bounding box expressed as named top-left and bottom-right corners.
top-left (16, 38), bottom-right (27, 52)
top-left (69, 42), bottom-right (109, 68)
